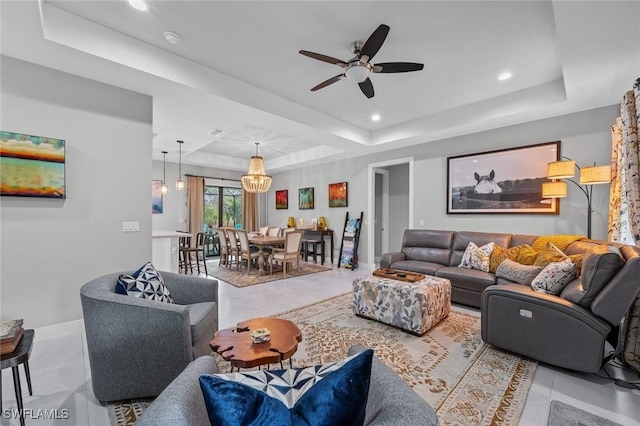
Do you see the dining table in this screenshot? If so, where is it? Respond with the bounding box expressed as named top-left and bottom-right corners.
top-left (248, 234), bottom-right (285, 276)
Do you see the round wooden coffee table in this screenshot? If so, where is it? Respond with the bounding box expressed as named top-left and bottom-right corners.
top-left (210, 318), bottom-right (302, 371)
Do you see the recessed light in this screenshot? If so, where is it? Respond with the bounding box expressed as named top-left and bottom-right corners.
top-left (208, 129), bottom-right (224, 137)
top-left (163, 31), bottom-right (181, 45)
top-left (497, 71), bottom-right (512, 81)
top-left (128, 0), bottom-right (149, 12)
top-left (371, 114), bottom-right (381, 122)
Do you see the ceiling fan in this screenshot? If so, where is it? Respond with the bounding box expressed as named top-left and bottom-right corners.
top-left (299, 24), bottom-right (424, 99)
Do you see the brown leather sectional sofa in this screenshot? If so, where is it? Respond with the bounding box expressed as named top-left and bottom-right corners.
top-left (380, 229), bottom-right (640, 372)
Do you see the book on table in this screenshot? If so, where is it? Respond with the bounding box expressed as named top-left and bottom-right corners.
top-left (1, 319), bottom-right (25, 355)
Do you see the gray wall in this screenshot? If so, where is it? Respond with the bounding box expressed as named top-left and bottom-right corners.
top-left (1, 57), bottom-right (153, 328)
top-left (268, 105), bottom-right (617, 264)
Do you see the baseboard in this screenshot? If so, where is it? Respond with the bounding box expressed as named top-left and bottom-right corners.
top-left (35, 319), bottom-right (85, 342)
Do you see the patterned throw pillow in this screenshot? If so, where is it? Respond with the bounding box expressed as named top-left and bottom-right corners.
top-left (531, 259), bottom-right (577, 295)
top-left (199, 349), bottom-right (373, 426)
top-left (516, 244), bottom-right (538, 265)
top-left (115, 262), bottom-right (174, 304)
top-left (489, 245), bottom-right (522, 273)
top-left (495, 259), bottom-right (544, 285)
top-left (459, 242), bottom-right (495, 272)
top-left (533, 242), bottom-right (568, 267)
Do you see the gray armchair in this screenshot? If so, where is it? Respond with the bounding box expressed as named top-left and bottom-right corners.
top-left (136, 345), bottom-right (438, 426)
top-left (80, 271), bottom-right (218, 402)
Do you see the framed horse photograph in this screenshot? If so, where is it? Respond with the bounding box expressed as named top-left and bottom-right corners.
top-left (447, 141), bottom-right (560, 214)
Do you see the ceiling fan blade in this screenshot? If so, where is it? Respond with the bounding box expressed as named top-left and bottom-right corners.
top-left (373, 62), bottom-right (424, 73)
top-left (311, 74), bottom-right (344, 91)
top-left (360, 24), bottom-right (390, 61)
top-left (358, 78), bottom-right (374, 98)
top-left (299, 50), bottom-right (347, 67)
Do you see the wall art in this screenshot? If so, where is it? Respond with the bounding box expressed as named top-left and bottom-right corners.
top-left (0, 130), bottom-right (66, 198)
top-left (447, 141), bottom-right (560, 214)
top-left (298, 187), bottom-right (314, 210)
top-left (328, 182), bottom-right (348, 207)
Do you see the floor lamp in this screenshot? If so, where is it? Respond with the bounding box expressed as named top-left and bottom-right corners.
top-left (541, 157), bottom-right (610, 239)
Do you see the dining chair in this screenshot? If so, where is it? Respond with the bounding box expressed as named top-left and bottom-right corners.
top-left (267, 227), bottom-right (281, 237)
top-left (259, 226), bottom-right (270, 236)
top-left (225, 228), bottom-right (240, 270)
top-left (269, 230), bottom-right (303, 277)
top-left (217, 228), bottom-right (230, 266)
top-left (237, 229), bottom-right (262, 275)
top-left (179, 233), bottom-right (208, 275)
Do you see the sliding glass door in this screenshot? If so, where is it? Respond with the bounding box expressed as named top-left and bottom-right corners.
top-left (204, 185), bottom-right (242, 229)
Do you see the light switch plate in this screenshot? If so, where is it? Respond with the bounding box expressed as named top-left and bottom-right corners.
top-left (122, 221), bottom-right (140, 232)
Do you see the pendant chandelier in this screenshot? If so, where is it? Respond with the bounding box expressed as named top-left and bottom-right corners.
top-left (241, 142), bottom-right (272, 193)
top-left (176, 140), bottom-right (185, 190)
top-left (161, 150), bottom-right (169, 194)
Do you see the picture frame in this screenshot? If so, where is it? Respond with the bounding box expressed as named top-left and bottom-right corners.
top-left (275, 189), bottom-right (288, 210)
top-left (0, 130), bottom-right (66, 198)
top-left (152, 180), bottom-right (163, 214)
top-left (328, 182), bottom-right (348, 207)
top-left (298, 187), bottom-right (314, 210)
top-left (447, 141), bottom-right (560, 214)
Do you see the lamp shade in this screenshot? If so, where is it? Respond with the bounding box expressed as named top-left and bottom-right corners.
top-left (580, 165), bottom-right (611, 185)
top-left (547, 160), bottom-right (575, 179)
top-left (241, 156), bottom-right (272, 193)
top-left (542, 181), bottom-right (567, 198)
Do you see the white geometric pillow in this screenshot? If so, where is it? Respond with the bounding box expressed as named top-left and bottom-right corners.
top-left (458, 242), bottom-right (495, 272)
top-left (530, 258), bottom-right (577, 296)
top-left (115, 262), bottom-right (174, 304)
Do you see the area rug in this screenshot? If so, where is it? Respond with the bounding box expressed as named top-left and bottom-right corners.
top-left (205, 260), bottom-right (332, 287)
top-left (107, 293), bottom-right (537, 426)
top-left (546, 400), bottom-right (623, 426)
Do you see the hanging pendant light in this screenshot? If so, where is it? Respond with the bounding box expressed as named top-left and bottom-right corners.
top-left (161, 151), bottom-right (169, 194)
top-left (176, 140), bottom-right (185, 190)
top-left (241, 142), bottom-right (272, 193)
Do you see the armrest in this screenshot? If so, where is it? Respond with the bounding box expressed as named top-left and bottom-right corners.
top-left (379, 252), bottom-right (405, 269)
top-left (136, 356), bottom-right (219, 426)
top-left (482, 284), bottom-right (610, 332)
top-left (348, 346), bottom-right (438, 426)
top-left (162, 272), bottom-right (218, 305)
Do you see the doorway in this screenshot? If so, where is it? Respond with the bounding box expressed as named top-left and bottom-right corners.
top-left (367, 157), bottom-right (414, 266)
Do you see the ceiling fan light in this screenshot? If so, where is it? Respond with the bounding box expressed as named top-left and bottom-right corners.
top-left (345, 64), bottom-right (370, 83)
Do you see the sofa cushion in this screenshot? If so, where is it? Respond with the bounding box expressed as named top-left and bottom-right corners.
top-left (436, 266), bottom-right (496, 292)
top-left (114, 262), bottom-right (174, 304)
top-left (495, 259), bottom-right (543, 285)
top-left (531, 235), bottom-right (585, 252)
top-left (533, 242), bottom-right (568, 267)
top-left (563, 245), bottom-right (624, 307)
top-left (531, 259), bottom-right (577, 295)
top-left (450, 232), bottom-right (512, 266)
top-left (388, 260), bottom-right (445, 275)
top-left (401, 229), bottom-right (453, 265)
top-left (458, 242), bottom-right (495, 272)
top-left (199, 349), bottom-right (373, 426)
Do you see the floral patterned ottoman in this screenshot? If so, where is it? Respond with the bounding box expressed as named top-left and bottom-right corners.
top-left (353, 274), bottom-right (451, 335)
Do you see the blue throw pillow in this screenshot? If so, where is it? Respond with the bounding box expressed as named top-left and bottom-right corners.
top-left (115, 262), bottom-right (174, 304)
top-left (199, 349), bottom-right (373, 426)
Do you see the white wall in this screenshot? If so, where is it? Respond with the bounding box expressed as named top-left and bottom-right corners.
top-left (268, 105), bottom-right (618, 265)
top-left (1, 57), bottom-right (153, 328)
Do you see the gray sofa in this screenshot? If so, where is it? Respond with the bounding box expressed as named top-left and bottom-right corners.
top-left (80, 271), bottom-right (218, 402)
top-left (381, 229), bottom-right (640, 373)
top-left (136, 345), bottom-right (439, 426)
top-left (381, 229), bottom-right (541, 307)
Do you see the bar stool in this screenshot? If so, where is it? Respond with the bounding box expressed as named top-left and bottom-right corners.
top-left (1, 329), bottom-right (35, 426)
top-left (302, 230), bottom-right (325, 265)
top-left (179, 233), bottom-right (208, 275)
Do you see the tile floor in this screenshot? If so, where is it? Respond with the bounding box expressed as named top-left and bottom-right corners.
top-left (2, 262), bottom-right (639, 425)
